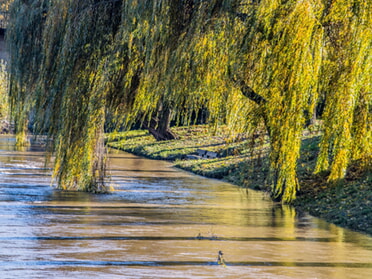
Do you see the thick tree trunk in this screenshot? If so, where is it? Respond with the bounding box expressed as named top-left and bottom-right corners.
top-left (145, 105), bottom-right (178, 141)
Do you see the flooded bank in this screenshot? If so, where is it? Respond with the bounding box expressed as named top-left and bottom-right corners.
top-left (0, 136), bottom-right (371, 278)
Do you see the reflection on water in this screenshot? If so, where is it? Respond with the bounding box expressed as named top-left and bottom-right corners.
top-left (0, 135), bottom-right (371, 278)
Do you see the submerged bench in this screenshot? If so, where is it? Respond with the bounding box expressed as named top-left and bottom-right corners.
top-left (186, 149), bottom-right (219, 160)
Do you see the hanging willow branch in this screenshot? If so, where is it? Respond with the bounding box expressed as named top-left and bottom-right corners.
top-left (232, 78), bottom-right (267, 105)
top-left (6, 0), bottom-right (372, 201)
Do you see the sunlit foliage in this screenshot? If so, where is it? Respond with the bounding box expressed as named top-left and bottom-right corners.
top-left (315, 0), bottom-right (372, 181)
top-left (0, 0), bottom-right (12, 28)
top-left (0, 60), bottom-right (8, 120)
top-left (235, 0), bottom-right (325, 201)
top-left (7, 0), bottom-right (371, 201)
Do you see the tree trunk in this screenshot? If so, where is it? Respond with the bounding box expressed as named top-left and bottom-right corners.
top-left (145, 105), bottom-right (178, 141)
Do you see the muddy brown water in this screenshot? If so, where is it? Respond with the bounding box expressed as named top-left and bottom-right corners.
top-left (0, 136), bottom-right (371, 278)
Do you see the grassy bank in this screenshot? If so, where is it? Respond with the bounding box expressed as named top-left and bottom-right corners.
top-left (106, 126), bottom-right (371, 236)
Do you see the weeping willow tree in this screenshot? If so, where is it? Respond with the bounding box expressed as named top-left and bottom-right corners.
top-left (7, 0), bottom-right (122, 191)
top-left (7, 0), bottom-right (371, 201)
top-left (36, 0), bottom-right (119, 192)
top-left (6, 0), bottom-right (46, 145)
top-left (315, 0), bottom-right (372, 181)
top-left (232, 0), bottom-right (325, 201)
top-left (232, 0), bottom-right (371, 201)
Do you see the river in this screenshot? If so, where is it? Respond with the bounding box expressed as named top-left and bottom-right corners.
top-left (0, 135), bottom-right (371, 278)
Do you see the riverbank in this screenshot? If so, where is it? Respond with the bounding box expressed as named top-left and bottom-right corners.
top-left (106, 126), bottom-right (371, 236)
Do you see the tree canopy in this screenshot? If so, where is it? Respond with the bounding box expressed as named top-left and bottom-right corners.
top-left (7, 0), bottom-right (371, 201)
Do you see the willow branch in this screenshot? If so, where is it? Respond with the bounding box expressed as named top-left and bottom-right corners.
top-left (232, 78), bottom-right (267, 105)
top-left (232, 77), bottom-right (270, 135)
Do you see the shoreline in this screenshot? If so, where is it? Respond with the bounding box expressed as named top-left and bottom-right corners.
top-left (106, 127), bottom-right (371, 236)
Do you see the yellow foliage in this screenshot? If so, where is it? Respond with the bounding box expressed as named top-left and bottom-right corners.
top-left (6, 0), bottom-right (372, 201)
top-left (0, 60), bottom-right (8, 120)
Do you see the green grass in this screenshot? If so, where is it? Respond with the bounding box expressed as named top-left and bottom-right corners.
top-left (294, 166), bottom-right (372, 235)
top-left (106, 125), bottom-right (372, 236)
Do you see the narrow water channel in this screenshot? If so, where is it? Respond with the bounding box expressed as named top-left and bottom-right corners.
top-left (0, 135), bottom-right (371, 279)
